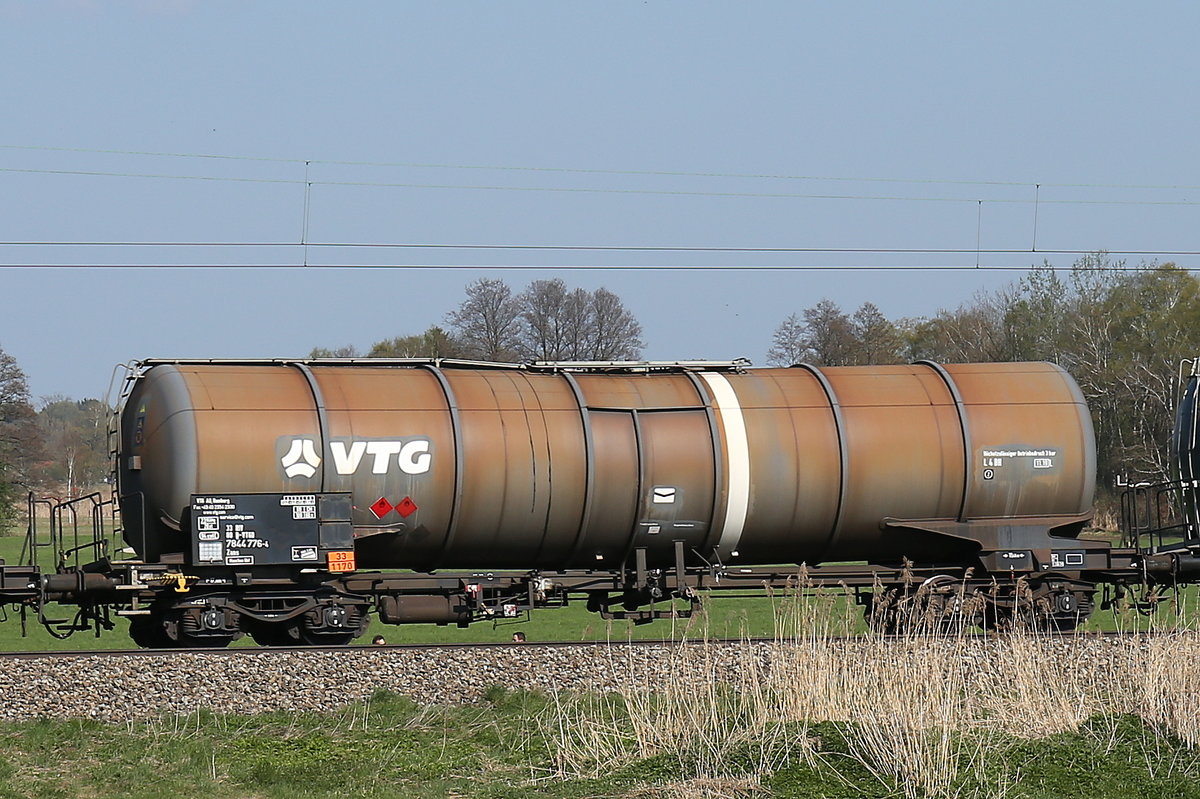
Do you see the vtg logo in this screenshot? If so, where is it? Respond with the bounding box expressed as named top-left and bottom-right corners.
top-left (281, 439), bottom-right (322, 478)
top-left (279, 437), bottom-right (433, 478)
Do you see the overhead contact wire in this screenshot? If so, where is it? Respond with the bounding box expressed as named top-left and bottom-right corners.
top-left (0, 263), bottom-right (1188, 272)
top-left (2, 166), bottom-right (1199, 207)
top-left (6, 142), bottom-right (1200, 192)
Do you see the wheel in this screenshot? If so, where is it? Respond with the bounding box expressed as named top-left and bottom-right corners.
top-left (248, 621), bottom-right (302, 647)
top-left (295, 602), bottom-right (368, 646)
top-left (176, 632), bottom-right (237, 648)
top-left (981, 584), bottom-right (1094, 633)
top-left (298, 629), bottom-right (358, 646)
top-left (1033, 588), bottom-right (1094, 632)
top-left (128, 614), bottom-right (175, 648)
top-left (864, 577), bottom-right (980, 634)
top-left (911, 575), bottom-right (965, 634)
top-left (1045, 614), bottom-right (1081, 632)
top-left (176, 606), bottom-right (240, 648)
top-left (863, 589), bottom-right (901, 634)
top-left (130, 607), bottom-right (238, 648)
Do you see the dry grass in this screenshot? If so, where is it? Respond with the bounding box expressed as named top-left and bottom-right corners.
top-left (539, 587), bottom-right (1200, 798)
top-left (624, 776), bottom-right (765, 799)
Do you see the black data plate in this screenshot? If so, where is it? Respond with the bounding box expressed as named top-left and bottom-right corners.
top-left (190, 493), bottom-right (328, 567)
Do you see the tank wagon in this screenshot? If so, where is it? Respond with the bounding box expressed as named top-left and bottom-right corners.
top-left (10, 358), bottom-right (1200, 647)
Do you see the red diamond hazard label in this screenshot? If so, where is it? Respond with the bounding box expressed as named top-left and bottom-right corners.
top-left (396, 496), bottom-right (418, 518)
top-left (369, 497), bottom-right (394, 519)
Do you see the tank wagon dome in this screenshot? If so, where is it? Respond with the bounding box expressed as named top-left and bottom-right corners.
top-left (117, 359), bottom-right (1095, 570)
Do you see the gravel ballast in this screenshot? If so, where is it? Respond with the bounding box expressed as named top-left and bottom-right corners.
top-left (0, 634), bottom-right (1182, 722)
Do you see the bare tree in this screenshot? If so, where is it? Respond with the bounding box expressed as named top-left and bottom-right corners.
top-left (806, 300), bottom-right (855, 366)
top-left (560, 288), bottom-right (593, 359)
top-left (903, 288), bottom-right (1021, 364)
top-left (849, 302), bottom-right (903, 365)
top-left (452, 279), bottom-right (647, 362)
top-left (767, 313), bottom-right (807, 366)
top-left (588, 287), bottom-right (643, 360)
top-left (519, 279), bottom-right (572, 360)
top-left (446, 278), bottom-right (523, 361)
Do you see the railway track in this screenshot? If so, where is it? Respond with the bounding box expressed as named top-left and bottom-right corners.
top-left (0, 631), bottom-right (1188, 722)
top-left (0, 628), bottom-right (1180, 659)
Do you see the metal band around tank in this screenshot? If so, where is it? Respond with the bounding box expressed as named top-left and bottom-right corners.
top-left (559, 371), bottom-right (596, 565)
top-left (915, 361), bottom-right (972, 523)
top-left (622, 408), bottom-right (648, 564)
top-left (419, 364), bottom-right (464, 571)
top-left (790, 364), bottom-right (848, 562)
top-left (698, 372), bottom-right (751, 558)
top-left (516, 371), bottom-right (559, 563)
top-left (289, 363), bottom-right (330, 493)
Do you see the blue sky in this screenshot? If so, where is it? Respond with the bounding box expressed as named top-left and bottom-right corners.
top-left (3, 1), bottom-right (1199, 400)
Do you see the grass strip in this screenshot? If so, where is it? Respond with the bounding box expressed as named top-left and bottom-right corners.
top-left (0, 692), bottom-right (1195, 798)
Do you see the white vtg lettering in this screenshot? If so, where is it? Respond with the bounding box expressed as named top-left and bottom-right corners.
top-left (329, 439), bottom-right (432, 475)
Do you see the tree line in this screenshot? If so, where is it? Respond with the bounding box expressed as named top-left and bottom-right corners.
top-left (0, 349), bottom-right (109, 529)
top-left (768, 254), bottom-right (1200, 494)
top-left (313, 277), bottom-right (644, 362)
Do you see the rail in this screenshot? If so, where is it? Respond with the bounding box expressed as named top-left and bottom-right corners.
top-left (0, 628), bottom-right (1169, 660)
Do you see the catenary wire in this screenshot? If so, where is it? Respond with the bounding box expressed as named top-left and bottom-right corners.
top-left (0, 263), bottom-right (1184, 272)
top-left (0, 242), bottom-right (1196, 258)
top-left (2, 165), bottom-right (1199, 207)
top-left (5, 142), bottom-right (1200, 192)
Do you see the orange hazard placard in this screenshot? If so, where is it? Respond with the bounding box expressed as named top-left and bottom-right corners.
top-left (326, 551), bottom-right (357, 572)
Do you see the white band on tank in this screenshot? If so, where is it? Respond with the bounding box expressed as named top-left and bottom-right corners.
top-left (700, 372), bottom-right (751, 558)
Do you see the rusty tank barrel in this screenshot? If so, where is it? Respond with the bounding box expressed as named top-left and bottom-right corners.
top-left (117, 360), bottom-right (1095, 569)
